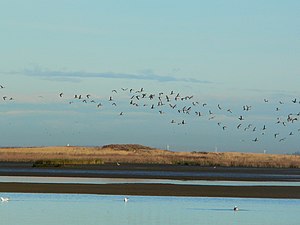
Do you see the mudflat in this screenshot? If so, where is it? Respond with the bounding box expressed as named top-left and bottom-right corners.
top-left (0, 182), bottom-right (300, 199)
top-left (1, 162), bottom-right (300, 180)
top-left (0, 162), bottom-right (300, 198)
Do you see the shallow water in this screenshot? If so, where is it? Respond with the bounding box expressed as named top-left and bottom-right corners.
top-left (1, 176), bottom-right (300, 186)
top-left (0, 193), bottom-right (299, 225)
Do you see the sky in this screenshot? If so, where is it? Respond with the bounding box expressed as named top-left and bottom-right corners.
top-left (0, 0), bottom-right (299, 154)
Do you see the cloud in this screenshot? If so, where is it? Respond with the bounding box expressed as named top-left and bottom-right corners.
top-left (19, 68), bottom-right (213, 84)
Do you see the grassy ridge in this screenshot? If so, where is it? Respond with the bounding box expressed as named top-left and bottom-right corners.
top-left (33, 159), bottom-right (103, 167)
top-left (0, 144), bottom-right (299, 168)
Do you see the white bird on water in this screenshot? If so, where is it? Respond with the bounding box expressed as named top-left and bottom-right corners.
top-left (124, 197), bottom-right (129, 202)
top-left (0, 197), bottom-right (9, 202)
top-left (233, 206), bottom-right (239, 211)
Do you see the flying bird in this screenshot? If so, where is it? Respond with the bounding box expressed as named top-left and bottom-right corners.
top-left (179, 120), bottom-right (186, 125)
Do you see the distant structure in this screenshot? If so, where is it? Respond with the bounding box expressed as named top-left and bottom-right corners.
top-left (166, 145), bottom-right (170, 150)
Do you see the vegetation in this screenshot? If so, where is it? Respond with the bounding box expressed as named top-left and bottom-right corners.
top-left (33, 159), bottom-right (103, 167)
top-left (0, 144), bottom-right (299, 168)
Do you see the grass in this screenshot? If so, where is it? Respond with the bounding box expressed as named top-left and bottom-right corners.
top-left (0, 144), bottom-right (299, 168)
top-left (32, 159), bottom-right (103, 167)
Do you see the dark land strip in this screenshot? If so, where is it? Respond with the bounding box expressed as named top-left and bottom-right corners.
top-left (1, 163), bottom-right (300, 181)
top-left (0, 182), bottom-right (300, 199)
top-left (1, 163), bottom-right (300, 198)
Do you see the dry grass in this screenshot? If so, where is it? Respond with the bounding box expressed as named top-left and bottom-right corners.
top-left (0, 144), bottom-right (300, 168)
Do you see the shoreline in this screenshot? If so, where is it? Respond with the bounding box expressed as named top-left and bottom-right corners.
top-left (0, 162), bottom-right (300, 181)
top-left (0, 182), bottom-right (300, 199)
top-left (1, 163), bottom-right (300, 199)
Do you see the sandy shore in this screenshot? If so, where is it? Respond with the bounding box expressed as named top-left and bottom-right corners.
top-left (1, 163), bottom-right (300, 198)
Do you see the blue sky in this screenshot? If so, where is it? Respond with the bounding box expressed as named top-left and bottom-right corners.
top-left (0, 1), bottom-right (299, 153)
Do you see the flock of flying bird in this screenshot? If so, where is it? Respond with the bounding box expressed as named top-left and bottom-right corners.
top-left (56, 87), bottom-right (300, 144)
top-left (1, 83), bottom-right (300, 144)
top-left (0, 85), bottom-right (14, 101)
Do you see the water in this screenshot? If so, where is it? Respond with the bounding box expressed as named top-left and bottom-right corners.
top-left (1, 167), bottom-right (300, 181)
top-left (1, 176), bottom-right (300, 186)
top-left (1, 193), bottom-right (299, 225)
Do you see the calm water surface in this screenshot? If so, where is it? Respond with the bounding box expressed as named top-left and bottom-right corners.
top-left (1, 176), bottom-right (300, 186)
top-left (0, 193), bottom-right (299, 225)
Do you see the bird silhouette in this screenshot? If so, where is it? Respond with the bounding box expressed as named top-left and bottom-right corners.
top-left (53, 87), bottom-right (300, 147)
top-left (227, 109), bottom-right (232, 113)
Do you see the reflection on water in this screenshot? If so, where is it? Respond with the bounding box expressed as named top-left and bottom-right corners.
top-left (1, 176), bottom-right (300, 186)
top-left (0, 193), bottom-right (299, 225)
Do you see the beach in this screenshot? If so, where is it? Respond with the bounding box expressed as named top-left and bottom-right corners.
top-left (1, 163), bottom-right (300, 199)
